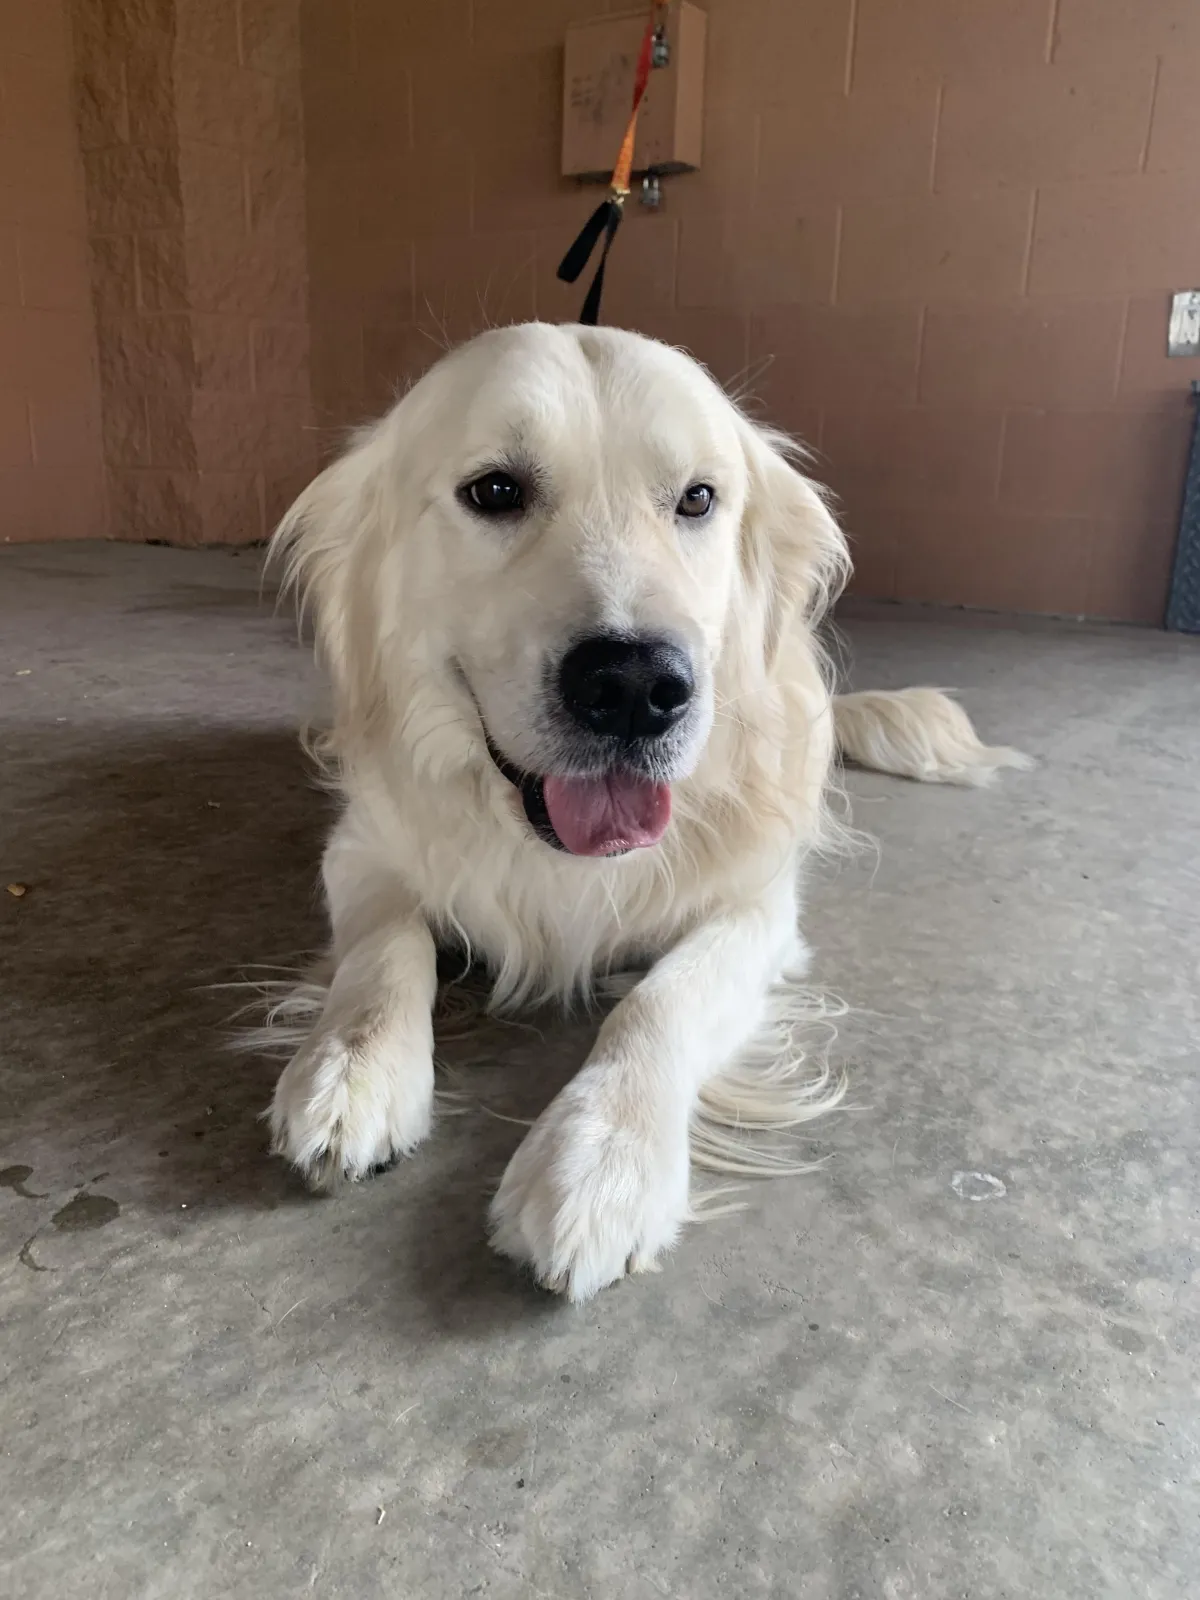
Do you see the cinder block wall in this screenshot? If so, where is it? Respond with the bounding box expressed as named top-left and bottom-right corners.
top-left (301, 0), bottom-right (1200, 624)
top-left (69, 0), bottom-right (315, 545)
top-left (0, 0), bottom-right (105, 543)
top-left (5, 0), bottom-right (1199, 622)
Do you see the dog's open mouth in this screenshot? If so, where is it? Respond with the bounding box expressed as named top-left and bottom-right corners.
top-left (483, 734), bottom-right (671, 858)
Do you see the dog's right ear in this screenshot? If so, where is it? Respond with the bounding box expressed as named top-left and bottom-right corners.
top-left (270, 419), bottom-right (395, 750)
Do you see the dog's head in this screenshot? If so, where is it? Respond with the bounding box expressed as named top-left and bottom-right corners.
top-left (278, 324), bottom-right (846, 856)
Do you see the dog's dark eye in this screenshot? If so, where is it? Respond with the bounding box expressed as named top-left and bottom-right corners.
top-left (677, 483), bottom-right (714, 519)
top-left (464, 470), bottom-right (524, 516)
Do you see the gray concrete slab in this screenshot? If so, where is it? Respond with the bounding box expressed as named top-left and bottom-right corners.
top-left (2, 542), bottom-right (1197, 1599)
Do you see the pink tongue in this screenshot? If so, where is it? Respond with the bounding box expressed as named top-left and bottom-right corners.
top-left (541, 773), bottom-right (671, 857)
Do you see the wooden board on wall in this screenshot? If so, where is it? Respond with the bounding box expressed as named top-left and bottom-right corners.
top-left (561, 1), bottom-right (707, 180)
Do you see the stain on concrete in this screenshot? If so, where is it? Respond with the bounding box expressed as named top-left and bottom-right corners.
top-left (18, 1239), bottom-right (49, 1272)
top-left (0, 1165), bottom-right (48, 1199)
top-left (950, 1170), bottom-right (1008, 1201)
top-left (1104, 1322), bottom-right (1149, 1355)
top-left (51, 1193), bottom-right (119, 1232)
top-left (463, 1428), bottom-right (525, 1469)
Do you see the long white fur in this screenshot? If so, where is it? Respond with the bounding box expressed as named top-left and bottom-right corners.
top-left (834, 688), bottom-right (1033, 787)
top-left (262, 323), bottom-right (1024, 1302)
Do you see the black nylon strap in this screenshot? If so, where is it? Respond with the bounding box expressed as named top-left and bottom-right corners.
top-left (577, 204), bottom-right (622, 326)
top-left (557, 199), bottom-right (613, 284)
top-left (557, 197), bottom-right (624, 326)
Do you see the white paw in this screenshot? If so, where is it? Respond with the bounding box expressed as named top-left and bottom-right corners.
top-left (268, 1027), bottom-right (434, 1190)
top-left (487, 1066), bottom-right (691, 1303)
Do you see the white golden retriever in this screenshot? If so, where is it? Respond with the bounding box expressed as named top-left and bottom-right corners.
top-left (266, 322), bottom-right (1026, 1302)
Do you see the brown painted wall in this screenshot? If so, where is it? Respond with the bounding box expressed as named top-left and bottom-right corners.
top-left (0, 0), bottom-right (105, 543)
top-left (3, 1), bottom-right (1196, 621)
top-left (301, 0), bottom-right (1200, 623)
top-left (70, 0), bottom-right (314, 545)
top-left (2, 0), bottom-right (313, 548)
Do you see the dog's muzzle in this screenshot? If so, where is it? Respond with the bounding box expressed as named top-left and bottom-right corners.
top-left (482, 733), bottom-right (672, 859)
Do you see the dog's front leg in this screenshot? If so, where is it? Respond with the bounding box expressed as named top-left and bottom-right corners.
top-left (269, 816), bottom-right (437, 1190)
top-left (488, 872), bottom-right (801, 1301)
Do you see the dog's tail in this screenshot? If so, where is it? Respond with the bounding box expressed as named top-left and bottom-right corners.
top-left (832, 688), bottom-right (1031, 788)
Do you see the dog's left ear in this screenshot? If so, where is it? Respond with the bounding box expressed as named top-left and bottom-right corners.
top-left (736, 421), bottom-right (849, 667)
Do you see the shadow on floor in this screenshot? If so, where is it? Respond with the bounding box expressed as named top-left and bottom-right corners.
top-left (4, 724), bottom-right (333, 1213)
top-left (3, 719), bottom-right (593, 1325)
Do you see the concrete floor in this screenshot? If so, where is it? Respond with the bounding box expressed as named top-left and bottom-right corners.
top-left (2, 542), bottom-right (1198, 1600)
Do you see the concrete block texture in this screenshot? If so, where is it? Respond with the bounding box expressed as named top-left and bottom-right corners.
top-left (0, 0), bottom-right (104, 542)
top-left (62, 0), bottom-right (314, 546)
top-left (298, 0), bottom-right (1199, 621)
top-left (4, 0), bottom-right (1200, 609)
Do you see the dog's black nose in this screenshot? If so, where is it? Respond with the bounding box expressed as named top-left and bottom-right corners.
top-left (558, 635), bottom-right (694, 742)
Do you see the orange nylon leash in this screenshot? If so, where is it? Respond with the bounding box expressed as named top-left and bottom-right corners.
top-left (557, 3), bottom-right (664, 324)
top-left (611, 7), bottom-right (658, 199)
